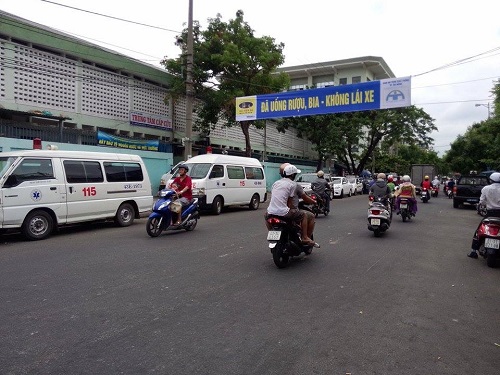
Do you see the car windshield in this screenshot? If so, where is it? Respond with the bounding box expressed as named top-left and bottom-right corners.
top-left (183, 163), bottom-right (211, 179)
top-left (332, 177), bottom-right (343, 184)
top-left (297, 174), bottom-right (317, 183)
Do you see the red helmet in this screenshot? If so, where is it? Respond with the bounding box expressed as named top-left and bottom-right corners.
top-left (387, 176), bottom-right (393, 182)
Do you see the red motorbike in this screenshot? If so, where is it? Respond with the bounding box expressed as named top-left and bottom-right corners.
top-left (431, 185), bottom-right (439, 197)
top-left (477, 217), bottom-right (500, 267)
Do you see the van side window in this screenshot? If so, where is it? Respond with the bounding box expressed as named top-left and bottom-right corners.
top-left (209, 165), bottom-right (224, 178)
top-left (104, 162), bottom-right (143, 182)
top-left (12, 158), bottom-right (54, 182)
top-left (227, 166), bottom-right (245, 179)
top-left (64, 160), bottom-right (104, 183)
top-left (245, 167), bottom-right (264, 180)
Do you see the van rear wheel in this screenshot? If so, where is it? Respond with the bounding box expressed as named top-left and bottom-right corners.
top-left (115, 203), bottom-right (135, 226)
top-left (249, 194), bottom-right (260, 210)
top-left (212, 196), bottom-right (223, 215)
top-left (22, 210), bottom-right (53, 241)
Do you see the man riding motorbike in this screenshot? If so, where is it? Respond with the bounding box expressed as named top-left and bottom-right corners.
top-left (266, 164), bottom-right (318, 246)
top-left (394, 175), bottom-right (418, 215)
top-left (311, 170), bottom-right (330, 213)
top-left (420, 175), bottom-right (432, 200)
top-left (369, 173), bottom-right (392, 208)
top-left (468, 172), bottom-right (500, 258)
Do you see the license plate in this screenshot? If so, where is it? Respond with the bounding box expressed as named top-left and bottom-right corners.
top-left (371, 218), bottom-right (380, 226)
top-left (485, 238), bottom-right (500, 249)
top-left (400, 203), bottom-right (408, 209)
top-left (267, 230), bottom-right (281, 241)
top-left (467, 198), bottom-right (478, 202)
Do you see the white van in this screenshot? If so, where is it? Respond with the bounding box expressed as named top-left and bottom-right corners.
top-left (0, 150), bottom-right (153, 240)
top-left (164, 154), bottom-right (267, 214)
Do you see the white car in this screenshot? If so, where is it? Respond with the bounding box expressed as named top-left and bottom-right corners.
top-left (297, 173), bottom-right (335, 198)
top-left (332, 176), bottom-right (354, 198)
top-left (348, 176), bottom-right (363, 195)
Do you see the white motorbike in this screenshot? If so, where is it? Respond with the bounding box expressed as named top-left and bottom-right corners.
top-left (367, 195), bottom-right (392, 237)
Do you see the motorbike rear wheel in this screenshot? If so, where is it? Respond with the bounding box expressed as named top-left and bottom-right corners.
top-left (272, 242), bottom-right (290, 268)
top-left (486, 252), bottom-right (497, 268)
top-left (402, 211), bottom-right (407, 222)
top-left (146, 217), bottom-right (163, 237)
top-left (374, 228), bottom-right (381, 237)
top-left (184, 218), bottom-right (197, 231)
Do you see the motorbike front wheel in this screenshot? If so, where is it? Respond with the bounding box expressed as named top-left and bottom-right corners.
top-left (272, 242), bottom-right (290, 268)
top-left (146, 217), bottom-right (163, 237)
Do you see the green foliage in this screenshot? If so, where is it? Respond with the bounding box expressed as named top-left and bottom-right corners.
top-left (161, 10), bottom-right (290, 156)
top-left (444, 80), bottom-right (500, 174)
top-left (279, 105), bottom-right (437, 174)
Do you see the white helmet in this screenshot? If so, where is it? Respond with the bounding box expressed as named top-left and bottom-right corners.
top-left (283, 164), bottom-right (301, 176)
top-left (402, 175), bottom-right (411, 182)
top-left (317, 170), bottom-right (324, 177)
top-left (489, 172), bottom-right (500, 183)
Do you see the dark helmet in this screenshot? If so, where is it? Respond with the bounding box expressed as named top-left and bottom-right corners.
top-left (178, 164), bottom-right (189, 172)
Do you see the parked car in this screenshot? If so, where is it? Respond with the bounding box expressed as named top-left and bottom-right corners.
top-left (297, 173), bottom-right (335, 198)
top-left (347, 176), bottom-right (363, 195)
top-left (332, 176), bottom-right (353, 198)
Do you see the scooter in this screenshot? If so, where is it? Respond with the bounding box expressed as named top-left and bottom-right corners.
top-left (266, 208), bottom-right (320, 269)
top-left (367, 195), bottom-right (392, 237)
top-left (307, 190), bottom-right (329, 217)
top-left (146, 189), bottom-right (200, 237)
top-left (476, 216), bottom-right (500, 267)
top-left (431, 185), bottom-right (439, 197)
top-left (420, 187), bottom-right (430, 203)
top-left (399, 197), bottom-right (415, 222)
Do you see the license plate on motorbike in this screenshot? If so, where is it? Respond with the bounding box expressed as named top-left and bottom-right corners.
top-left (400, 203), bottom-right (408, 209)
top-left (371, 218), bottom-right (380, 226)
top-left (267, 230), bottom-right (281, 241)
top-left (485, 238), bottom-right (500, 249)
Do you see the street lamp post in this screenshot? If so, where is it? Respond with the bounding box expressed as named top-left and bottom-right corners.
top-left (475, 103), bottom-right (491, 119)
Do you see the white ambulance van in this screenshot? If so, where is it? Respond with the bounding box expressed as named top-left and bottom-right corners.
top-left (165, 154), bottom-right (267, 215)
top-left (0, 150), bottom-right (153, 240)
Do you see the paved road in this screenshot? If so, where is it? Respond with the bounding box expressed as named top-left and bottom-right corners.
top-left (1, 191), bottom-right (499, 374)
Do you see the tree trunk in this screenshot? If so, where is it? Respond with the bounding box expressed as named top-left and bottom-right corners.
top-left (240, 121), bottom-right (252, 157)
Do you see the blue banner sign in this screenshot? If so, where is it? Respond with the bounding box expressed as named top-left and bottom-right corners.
top-left (236, 77), bottom-right (411, 121)
top-left (97, 130), bottom-right (160, 152)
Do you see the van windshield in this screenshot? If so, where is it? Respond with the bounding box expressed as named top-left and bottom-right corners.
top-left (0, 157), bottom-right (16, 177)
top-left (185, 163), bottom-right (211, 179)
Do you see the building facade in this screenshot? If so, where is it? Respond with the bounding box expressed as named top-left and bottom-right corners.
top-left (0, 10), bottom-right (395, 172)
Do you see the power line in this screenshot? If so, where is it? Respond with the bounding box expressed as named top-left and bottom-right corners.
top-left (40, 0), bottom-right (181, 33)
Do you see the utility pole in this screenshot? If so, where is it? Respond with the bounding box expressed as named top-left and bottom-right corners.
top-left (183, 0), bottom-right (194, 160)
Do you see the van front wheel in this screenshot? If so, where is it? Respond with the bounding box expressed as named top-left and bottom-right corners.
top-left (249, 194), bottom-right (260, 210)
top-left (22, 210), bottom-right (53, 241)
top-left (115, 203), bottom-right (135, 226)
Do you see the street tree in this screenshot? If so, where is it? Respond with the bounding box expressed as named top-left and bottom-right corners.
top-left (161, 10), bottom-right (290, 156)
top-left (279, 106), bottom-right (437, 174)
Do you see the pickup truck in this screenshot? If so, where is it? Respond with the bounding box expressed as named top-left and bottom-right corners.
top-left (453, 175), bottom-right (489, 208)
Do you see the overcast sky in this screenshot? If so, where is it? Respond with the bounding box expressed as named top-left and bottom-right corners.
top-left (2, 0), bottom-right (499, 155)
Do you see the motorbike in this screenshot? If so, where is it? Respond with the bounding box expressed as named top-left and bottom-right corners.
top-left (367, 195), bottom-right (392, 237)
top-left (420, 187), bottom-right (430, 203)
top-left (431, 185), bottom-right (439, 197)
top-left (307, 190), bottom-right (330, 217)
top-left (146, 189), bottom-right (200, 237)
top-left (398, 197), bottom-right (415, 222)
top-left (266, 207), bottom-right (320, 269)
top-left (445, 185), bottom-right (454, 198)
top-left (476, 216), bottom-right (500, 267)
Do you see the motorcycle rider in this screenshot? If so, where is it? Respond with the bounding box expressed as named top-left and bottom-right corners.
top-left (446, 177), bottom-right (455, 196)
top-left (266, 164), bottom-right (318, 246)
top-left (170, 164), bottom-right (193, 226)
top-left (369, 173), bottom-right (392, 208)
top-left (394, 175), bottom-right (418, 215)
top-left (432, 176), bottom-right (440, 188)
top-left (420, 175), bottom-right (432, 200)
top-left (468, 172), bottom-right (500, 258)
top-left (311, 170), bottom-right (330, 213)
